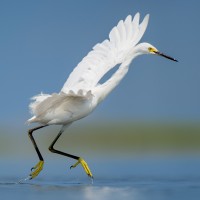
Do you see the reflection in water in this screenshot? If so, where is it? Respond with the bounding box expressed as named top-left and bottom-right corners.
top-left (84, 186), bottom-right (136, 200)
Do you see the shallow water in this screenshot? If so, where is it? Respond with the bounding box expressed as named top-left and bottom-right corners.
top-left (0, 157), bottom-right (200, 200)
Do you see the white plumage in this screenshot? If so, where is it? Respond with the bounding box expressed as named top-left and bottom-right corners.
top-left (26, 12), bottom-right (177, 180)
top-left (61, 13), bottom-right (149, 94)
top-left (28, 13), bottom-right (150, 125)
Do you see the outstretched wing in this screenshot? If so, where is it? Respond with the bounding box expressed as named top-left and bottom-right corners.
top-left (61, 13), bottom-right (149, 95)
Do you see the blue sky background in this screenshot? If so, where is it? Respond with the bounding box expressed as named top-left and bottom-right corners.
top-left (0, 0), bottom-right (199, 126)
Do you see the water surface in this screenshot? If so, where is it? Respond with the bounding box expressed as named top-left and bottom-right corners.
top-left (0, 157), bottom-right (200, 200)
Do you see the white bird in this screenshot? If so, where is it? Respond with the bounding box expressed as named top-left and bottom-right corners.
top-left (27, 13), bottom-right (177, 180)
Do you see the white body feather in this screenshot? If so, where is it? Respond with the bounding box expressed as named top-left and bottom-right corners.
top-left (28, 13), bottom-right (150, 125)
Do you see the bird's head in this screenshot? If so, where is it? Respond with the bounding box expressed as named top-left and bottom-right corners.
top-left (135, 42), bottom-right (178, 62)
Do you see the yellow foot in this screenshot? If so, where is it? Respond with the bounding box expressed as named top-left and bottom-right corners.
top-left (29, 160), bottom-right (44, 179)
top-left (70, 158), bottom-right (93, 178)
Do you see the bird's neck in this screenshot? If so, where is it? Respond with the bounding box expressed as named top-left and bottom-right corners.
top-left (92, 44), bottom-right (148, 104)
top-left (128, 43), bottom-right (148, 60)
top-left (93, 59), bottom-right (131, 104)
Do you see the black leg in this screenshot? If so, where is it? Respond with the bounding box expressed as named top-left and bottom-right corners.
top-left (28, 125), bottom-right (48, 161)
top-left (48, 129), bottom-right (79, 160)
top-left (28, 125), bottom-right (48, 179)
top-left (48, 126), bottom-right (93, 178)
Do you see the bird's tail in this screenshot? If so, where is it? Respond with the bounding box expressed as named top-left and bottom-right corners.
top-left (29, 93), bottom-right (51, 116)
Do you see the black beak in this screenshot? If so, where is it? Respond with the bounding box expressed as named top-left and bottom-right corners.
top-left (155, 51), bottom-right (178, 62)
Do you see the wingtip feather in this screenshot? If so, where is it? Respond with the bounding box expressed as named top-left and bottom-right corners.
top-left (134, 12), bottom-right (140, 23)
top-left (125, 15), bottom-right (132, 23)
top-left (144, 14), bottom-right (150, 24)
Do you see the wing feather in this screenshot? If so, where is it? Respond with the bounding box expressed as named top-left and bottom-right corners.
top-left (118, 20), bottom-right (126, 43)
top-left (61, 13), bottom-right (149, 95)
top-left (124, 15), bottom-right (133, 41)
top-left (133, 14), bottom-right (149, 46)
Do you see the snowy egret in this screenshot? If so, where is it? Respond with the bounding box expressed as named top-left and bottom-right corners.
top-left (27, 13), bottom-right (177, 180)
